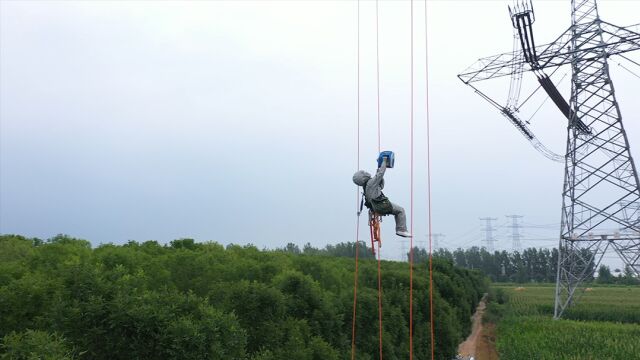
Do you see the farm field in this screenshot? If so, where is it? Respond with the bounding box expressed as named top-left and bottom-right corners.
top-left (489, 284), bottom-right (640, 360)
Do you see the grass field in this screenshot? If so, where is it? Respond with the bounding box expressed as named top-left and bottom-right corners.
top-left (489, 284), bottom-right (640, 360)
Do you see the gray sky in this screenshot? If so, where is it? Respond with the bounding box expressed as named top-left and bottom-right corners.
top-left (1, 0), bottom-right (639, 262)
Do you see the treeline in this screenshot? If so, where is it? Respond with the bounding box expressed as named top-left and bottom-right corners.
top-left (0, 235), bottom-right (487, 360)
top-left (594, 264), bottom-right (639, 285)
top-left (276, 241), bottom-right (376, 259)
top-left (409, 246), bottom-right (638, 285)
top-left (427, 246), bottom-right (560, 283)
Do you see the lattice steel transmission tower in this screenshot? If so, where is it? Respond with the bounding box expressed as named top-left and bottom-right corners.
top-left (459, 0), bottom-right (640, 318)
top-left (400, 239), bottom-right (408, 262)
top-left (480, 217), bottom-right (498, 252)
top-left (430, 233), bottom-right (445, 251)
top-left (506, 215), bottom-right (523, 251)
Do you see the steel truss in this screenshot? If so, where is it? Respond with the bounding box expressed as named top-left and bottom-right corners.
top-left (459, 0), bottom-right (640, 319)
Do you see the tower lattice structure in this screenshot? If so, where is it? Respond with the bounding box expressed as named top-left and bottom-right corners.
top-left (506, 215), bottom-right (523, 252)
top-left (459, 0), bottom-right (640, 318)
top-left (480, 217), bottom-right (498, 252)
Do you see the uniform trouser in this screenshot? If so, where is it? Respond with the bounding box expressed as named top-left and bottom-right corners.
top-left (390, 202), bottom-right (407, 232)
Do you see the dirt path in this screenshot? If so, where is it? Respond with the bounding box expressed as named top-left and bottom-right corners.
top-left (456, 293), bottom-right (491, 360)
top-left (475, 322), bottom-right (498, 360)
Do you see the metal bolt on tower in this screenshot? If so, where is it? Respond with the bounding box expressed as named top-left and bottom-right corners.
top-left (458, 0), bottom-right (640, 318)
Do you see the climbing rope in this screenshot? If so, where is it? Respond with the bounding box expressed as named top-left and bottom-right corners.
top-left (350, 1), bottom-right (384, 359)
top-left (350, 1), bottom-right (360, 359)
top-left (376, 0), bottom-right (381, 153)
top-left (374, 2), bottom-right (384, 358)
top-left (425, 0), bottom-right (435, 358)
top-left (350, 212), bottom-right (360, 360)
top-left (351, 2), bottom-right (434, 359)
top-left (409, 0), bottom-right (415, 359)
top-left (377, 241), bottom-right (384, 360)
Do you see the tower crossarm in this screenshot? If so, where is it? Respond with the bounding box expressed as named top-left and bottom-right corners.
top-left (458, 21), bottom-right (640, 84)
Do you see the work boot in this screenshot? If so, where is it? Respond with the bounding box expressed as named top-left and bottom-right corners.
top-left (396, 230), bottom-right (412, 238)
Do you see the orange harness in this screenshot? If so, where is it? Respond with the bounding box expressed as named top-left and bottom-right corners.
top-left (368, 210), bottom-right (382, 255)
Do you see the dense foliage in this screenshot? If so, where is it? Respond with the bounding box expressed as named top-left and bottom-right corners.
top-left (487, 285), bottom-right (640, 359)
top-left (595, 264), bottom-right (639, 285)
top-left (425, 247), bottom-right (561, 283)
top-left (421, 246), bottom-right (638, 285)
top-left (0, 235), bottom-right (487, 360)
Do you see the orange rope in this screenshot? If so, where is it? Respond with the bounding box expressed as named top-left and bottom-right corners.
top-left (375, 2), bottom-right (383, 358)
top-left (409, 0), bottom-right (415, 359)
top-left (376, 241), bottom-right (383, 360)
top-left (351, 216), bottom-right (360, 360)
top-left (376, 0), bottom-right (381, 153)
top-left (350, 1), bottom-right (360, 359)
top-left (425, 0), bottom-right (435, 358)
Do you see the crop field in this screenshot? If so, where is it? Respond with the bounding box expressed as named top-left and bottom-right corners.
top-left (490, 284), bottom-right (640, 359)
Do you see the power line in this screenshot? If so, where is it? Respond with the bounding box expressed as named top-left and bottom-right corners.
top-left (615, 60), bottom-right (640, 80)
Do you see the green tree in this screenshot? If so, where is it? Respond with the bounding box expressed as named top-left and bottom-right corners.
top-left (597, 265), bottom-right (614, 284)
top-left (1, 330), bottom-right (73, 360)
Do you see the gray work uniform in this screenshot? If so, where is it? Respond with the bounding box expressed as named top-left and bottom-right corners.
top-left (354, 163), bottom-right (408, 233)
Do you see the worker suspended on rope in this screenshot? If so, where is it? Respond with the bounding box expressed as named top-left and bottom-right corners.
top-left (352, 151), bottom-right (412, 238)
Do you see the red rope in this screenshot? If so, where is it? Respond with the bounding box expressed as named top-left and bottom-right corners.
top-left (350, 1), bottom-right (361, 359)
top-left (409, 0), bottom-right (415, 359)
top-left (351, 236), bottom-right (359, 352)
top-left (425, 0), bottom-right (435, 359)
top-left (376, 0), bottom-right (382, 360)
top-left (376, 0), bottom-right (381, 153)
top-left (351, 216), bottom-right (360, 360)
top-left (375, 2), bottom-right (383, 358)
top-left (376, 241), bottom-right (383, 360)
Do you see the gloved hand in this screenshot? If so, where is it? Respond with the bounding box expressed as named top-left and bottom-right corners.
top-left (377, 151), bottom-right (392, 168)
top-left (377, 153), bottom-right (387, 168)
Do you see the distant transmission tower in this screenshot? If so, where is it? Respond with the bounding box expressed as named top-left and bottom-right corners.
top-left (429, 233), bottom-right (445, 251)
top-left (506, 215), bottom-right (523, 252)
top-left (459, 0), bottom-right (640, 318)
top-left (400, 239), bottom-right (408, 262)
top-left (480, 217), bottom-right (498, 252)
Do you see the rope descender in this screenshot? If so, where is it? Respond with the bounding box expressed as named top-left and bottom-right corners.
top-left (368, 210), bottom-right (382, 255)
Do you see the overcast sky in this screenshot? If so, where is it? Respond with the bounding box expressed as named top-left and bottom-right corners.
top-left (1, 0), bottom-right (639, 262)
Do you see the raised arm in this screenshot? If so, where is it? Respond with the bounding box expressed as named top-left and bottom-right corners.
top-left (369, 161), bottom-right (387, 188)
